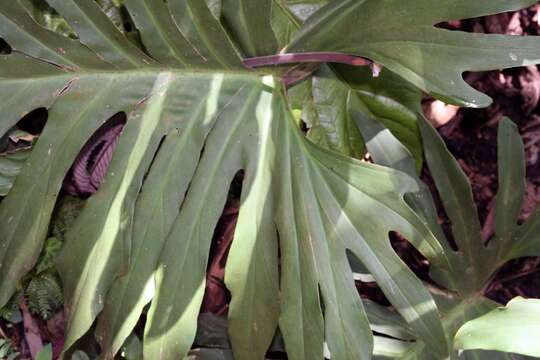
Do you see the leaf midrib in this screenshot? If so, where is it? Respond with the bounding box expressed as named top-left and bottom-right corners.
top-left (6, 67), bottom-right (273, 81)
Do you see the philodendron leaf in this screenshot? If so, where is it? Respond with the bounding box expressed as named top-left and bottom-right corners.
top-left (418, 116), bottom-right (540, 294)
top-left (348, 80), bottom-right (539, 357)
top-left (454, 297), bottom-right (540, 357)
top-left (0, 3), bottom-right (451, 360)
top-left (0, 62), bottom-right (449, 359)
top-left (286, 0), bottom-right (540, 107)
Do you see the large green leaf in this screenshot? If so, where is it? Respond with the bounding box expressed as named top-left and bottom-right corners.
top-left (454, 297), bottom-right (540, 357)
top-left (271, 4), bottom-right (424, 166)
top-left (0, 66), bottom-right (448, 359)
top-left (0, 2), bottom-right (452, 360)
top-left (401, 298), bottom-right (523, 360)
top-left (287, 0), bottom-right (540, 107)
top-left (418, 116), bottom-right (540, 294)
top-left (348, 75), bottom-right (539, 358)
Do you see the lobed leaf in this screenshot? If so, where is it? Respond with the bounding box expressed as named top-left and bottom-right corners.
top-left (46, 0), bottom-right (155, 68)
top-left (287, 0), bottom-right (540, 107)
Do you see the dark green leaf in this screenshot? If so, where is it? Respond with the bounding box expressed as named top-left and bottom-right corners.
top-left (221, 0), bottom-right (277, 56)
top-left (287, 0), bottom-right (540, 107)
top-left (418, 117), bottom-right (488, 293)
top-left (46, 0), bottom-right (155, 68)
top-left (492, 119), bottom-right (526, 254)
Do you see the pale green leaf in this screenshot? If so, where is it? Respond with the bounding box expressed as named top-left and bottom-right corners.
top-left (36, 344), bottom-right (53, 360)
top-left (455, 297), bottom-right (540, 357)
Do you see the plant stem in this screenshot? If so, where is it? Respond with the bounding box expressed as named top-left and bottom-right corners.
top-left (243, 52), bottom-right (371, 68)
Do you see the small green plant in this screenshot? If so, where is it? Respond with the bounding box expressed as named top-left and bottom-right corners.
top-left (26, 272), bottom-right (63, 320)
top-left (0, 236), bottom-right (64, 321)
top-left (0, 338), bottom-right (19, 360)
top-left (1, 1), bottom-right (540, 359)
top-left (2, 196), bottom-right (85, 320)
top-left (23, 235), bottom-right (65, 320)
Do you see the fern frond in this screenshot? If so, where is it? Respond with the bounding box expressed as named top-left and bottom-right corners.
top-left (26, 273), bottom-right (63, 320)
